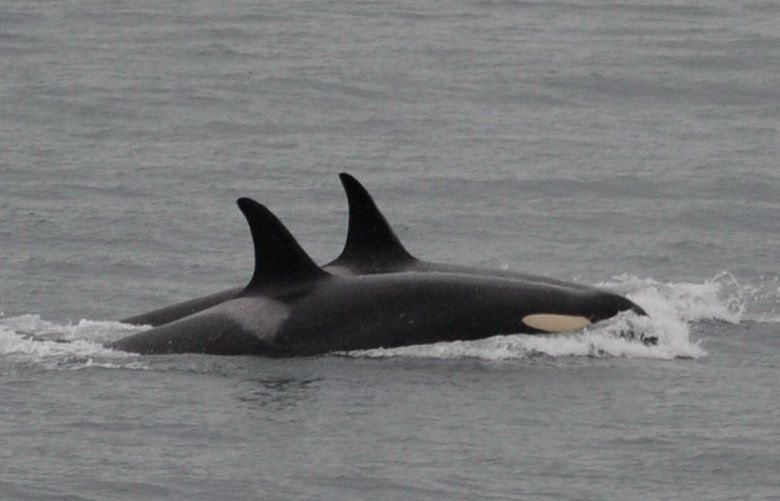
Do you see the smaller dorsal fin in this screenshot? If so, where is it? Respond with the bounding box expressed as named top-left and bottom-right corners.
top-left (332, 173), bottom-right (416, 268)
top-left (237, 198), bottom-right (327, 290)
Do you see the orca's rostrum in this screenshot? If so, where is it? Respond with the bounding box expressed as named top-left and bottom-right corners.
top-left (110, 198), bottom-right (645, 356)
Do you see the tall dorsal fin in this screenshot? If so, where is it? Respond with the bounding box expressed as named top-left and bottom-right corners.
top-left (237, 198), bottom-right (327, 290)
top-left (333, 173), bottom-right (416, 268)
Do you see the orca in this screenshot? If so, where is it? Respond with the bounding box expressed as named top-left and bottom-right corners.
top-left (109, 198), bottom-right (645, 357)
top-left (121, 173), bottom-right (629, 327)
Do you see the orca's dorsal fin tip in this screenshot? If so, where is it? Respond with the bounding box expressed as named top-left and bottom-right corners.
top-left (336, 173), bottom-right (416, 267)
top-left (338, 172), bottom-right (365, 199)
top-left (236, 197), bottom-right (255, 210)
top-left (236, 197), bottom-right (326, 290)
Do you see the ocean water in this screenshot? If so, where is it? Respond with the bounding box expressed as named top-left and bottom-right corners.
top-left (1, 0), bottom-right (779, 499)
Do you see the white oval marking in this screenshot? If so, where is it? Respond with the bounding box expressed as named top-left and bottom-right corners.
top-left (522, 314), bottom-right (591, 333)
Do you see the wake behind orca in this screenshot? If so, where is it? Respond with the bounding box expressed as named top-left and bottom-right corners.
top-left (122, 173), bottom-right (628, 327)
top-left (110, 199), bottom-right (644, 357)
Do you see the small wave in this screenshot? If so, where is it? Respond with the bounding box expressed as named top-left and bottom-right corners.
top-left (599, 271), bottom-right (744, 324)
top-left (735, 275), bottom-right (780, 324)
top-left (344, 312), bottom-right (702, 361)
top-left (0, 314), bottom-right (145, 372)
top-left (1, 314), bottom-right (146, 342)
top-left (602, 271), bottom-right (779, 324)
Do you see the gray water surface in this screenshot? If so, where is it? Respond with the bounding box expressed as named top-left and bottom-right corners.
top-left (1, 0), bottom-right (778, 499)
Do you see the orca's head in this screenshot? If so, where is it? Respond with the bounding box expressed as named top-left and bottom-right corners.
top-left (580, 290), bottom-right (655, 345)
top-left (517, 288), bottom-right (646, 334)
top-left (588, 291), bottom-right (647, 322)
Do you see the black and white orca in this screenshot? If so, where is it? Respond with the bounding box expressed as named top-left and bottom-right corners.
top-left (110, 198), bottom-right (646, 356)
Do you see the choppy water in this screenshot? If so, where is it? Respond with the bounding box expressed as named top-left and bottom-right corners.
top-left (1, 0), bottom-right (779, 499)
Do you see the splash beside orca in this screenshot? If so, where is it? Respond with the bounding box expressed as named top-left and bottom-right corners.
top-left (110, 198), bottom-right (645, 357)
top-left (121, 173), bottom-right (613, 327)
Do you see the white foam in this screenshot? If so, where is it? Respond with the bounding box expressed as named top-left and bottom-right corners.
top-left (599, 271), bottom-right (745, 324)
top-left (603, 271), bottom-right (779, 324)
top-left (0, 314), bottom-right (145, 371)
top-left (345, 313), bottom-right (703, 362)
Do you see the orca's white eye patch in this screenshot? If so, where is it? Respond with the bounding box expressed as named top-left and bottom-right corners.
top-left (522, 314), bottom-right (591, 333)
